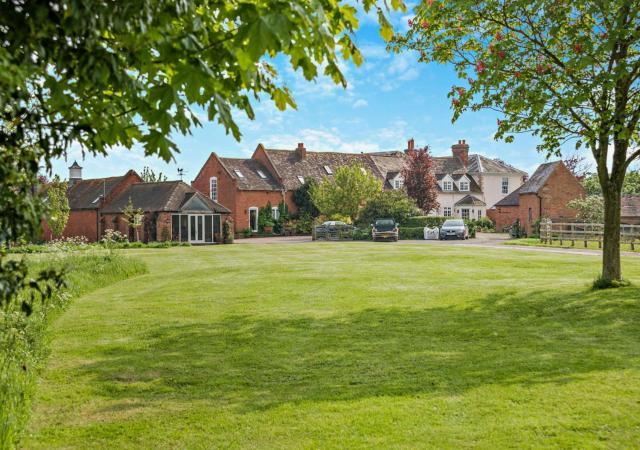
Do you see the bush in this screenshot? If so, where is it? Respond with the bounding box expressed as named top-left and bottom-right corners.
top-left (0, 253), bottom-right (147, 448)
top-left (401, 216), bottom-right (448, 228)
top-left (473, 217), bottom-right (494, 231)
top-left (295, 213), bottom-right (313, 235)
top-left (352, 227), bottom-right (372, 241)
top-left (398, 227), bottom-right (425, 240)
top-left (357, 190), bottom-right (419, 227)
top-left (101, 229), bottom-right (128, 245)
top-left (241, 228), bottom-right (252, 238)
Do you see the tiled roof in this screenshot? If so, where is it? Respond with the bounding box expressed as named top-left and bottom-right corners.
top-left (493, 186), bottom-right (523, 207)
top-left (519, 161), bottom-right (562, 194)
top-left (432, 156), bottom-right (466, 175)
top-left (218, 157), bottom-right (281, 191)
top-left (467, 154), bottom-right (527, 175)
top-left (622, 195), bottom-right (640, 218)
top-left (101, 181), bottom-right (229, 214)
top-left (369, 153), bottom-right (406, 188)
top-left (264, 149), bottom-right (383, 190)
top-left (454, 194), bottom-right (486, 207)
top-left (67, 175), bottom-right (127, 210)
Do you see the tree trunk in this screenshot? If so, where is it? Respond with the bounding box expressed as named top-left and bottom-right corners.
top-left (601, 185), bottom-right (622, 282)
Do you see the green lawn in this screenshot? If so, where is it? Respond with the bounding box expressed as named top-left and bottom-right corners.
top-left (25, 243), bottom-right (640, 449)
top-left (505, 237), bottom-right (640, 252)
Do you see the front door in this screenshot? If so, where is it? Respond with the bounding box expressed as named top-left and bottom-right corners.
top-left (189, 215), bottom-right (205, 243)
top-left (461, 208), bottom-right (470, 220)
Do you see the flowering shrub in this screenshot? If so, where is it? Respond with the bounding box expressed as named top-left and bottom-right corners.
top-left (100, 229), bottom-right (128, 246)
top-left (49, 236), bottom-right (89, 252)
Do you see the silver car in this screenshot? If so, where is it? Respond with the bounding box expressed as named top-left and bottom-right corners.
top-left (439, 219), bottom-right (469, 240)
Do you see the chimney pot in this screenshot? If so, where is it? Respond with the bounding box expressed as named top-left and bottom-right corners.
top-left (451, 140), bottom-right (470, 167)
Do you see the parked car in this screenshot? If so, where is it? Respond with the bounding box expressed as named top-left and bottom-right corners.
top-left (439, 219), bottom-right (469, 240)
top-left (372, 218), bottom-right (399, 242)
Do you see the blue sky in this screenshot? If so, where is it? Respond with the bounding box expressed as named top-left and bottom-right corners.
top-left (51, 5), bottom-right (580, 182)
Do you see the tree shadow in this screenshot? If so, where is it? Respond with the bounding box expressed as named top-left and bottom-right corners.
top-left (80, 286), bottom-right (640, 413)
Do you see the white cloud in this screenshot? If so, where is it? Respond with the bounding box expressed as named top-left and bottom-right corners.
top-left (353, 99), bottom-right (368, 108)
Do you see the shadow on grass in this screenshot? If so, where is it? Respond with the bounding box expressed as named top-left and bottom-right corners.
top-left (83, 287), bottom-right (640, 413)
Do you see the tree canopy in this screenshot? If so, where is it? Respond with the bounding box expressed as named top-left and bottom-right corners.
top-left (401, 145), bottom-right (440, 214)
top-left (310, 164), bottom-right (382, 221)
top-left (393, 0), bottom-right (640, 283)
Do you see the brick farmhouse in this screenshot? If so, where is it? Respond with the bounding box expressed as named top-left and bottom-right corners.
top-left (487, 161), bottom-right (586, 235)
top-left (192, 139), bottom-right (529, 231)
top-left (44, 162), bottom-right (229, 243)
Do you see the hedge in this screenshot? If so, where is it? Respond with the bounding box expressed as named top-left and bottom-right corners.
top-left (401, 216), bottom-right (448, 228)
top-left (398, 227), bottom-right (425, 240)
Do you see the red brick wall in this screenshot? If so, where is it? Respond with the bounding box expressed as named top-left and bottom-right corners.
top-left (156, 212), bottom-right (172, 241)
top-left (57, 210), bottom-right (99, 242)
top-left (192, 153), bottom-right (237, 221)
top-left (234, 190), bottom-right (285, 231)
top-left (518, 164), bottom-right (585, 235)
top-left (487, 205), bottom-right (519, 231)
top-left (518, 194), bottom-right (541, 235)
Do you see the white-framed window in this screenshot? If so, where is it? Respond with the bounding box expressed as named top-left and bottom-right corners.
top-left (501, 177), bottom-right (509, 194)
top-left (459, 180), bottom-right (469, 191)
top-left (443, 181), bottom-right (453, 191)
top-left (324, 165), bottom-right (333, 175)
top-left (297, 175), bottom-right (305, 184)
top-left (234, 169), bottom-right (244, 178)
top-left (209, 176), bottom-right (218, 201)
top-left (248, 206), bottom-right (258, 232)
top-left (256, 170), bottom-right (267, 179)
top-left (272, 206), bottom-right (280, 220)
top-left (461, 208), bottom-right (470, 219)
top-left (477, 209), bottom-right (482, 219)
top-left (443, 207), bottom-right (452, 217)
top-left (394, 178), bottom-right (404, 189)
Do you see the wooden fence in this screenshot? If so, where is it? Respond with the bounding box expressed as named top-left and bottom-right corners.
top-left (539, 220), bottom-right (640, 250)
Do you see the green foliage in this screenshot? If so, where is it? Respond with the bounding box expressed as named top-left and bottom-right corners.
top-left (474, 217), bottom-right (495, 231)
top-left (567, 196), bottom-right (605, 223)
top-left (46, 175), bottom-right (70, 238)
top-left (141, 167), bottom-right (167, 183)
top-left (293, 179), bottom-right (320, 217)
top-left (398, 227), bottom-right (424, 240)
top-left (583, 171), bottom-right (640, 196)
top-left (352, 227), bottom-right (373, 241)
top-left (357, 189), bottom-right (419, 226)
top-left (258, 201), bottom-right (275, 230)
top-left (223, 220), bottom-right (234, 244)
top-left (310, 164), bottom-right (382, 221)
top-left (1, 253), bottom-right (146, 448)
top-left (241, 228), bottom-right (253, 238)
top-left (294, 213), bottom-right (314, 235)
top-left (592, 276), bottom-right (631, 290)
top-left (121, 198), bottom-right (145, 242)
top-left (401, 216), bottom-right (448, 228)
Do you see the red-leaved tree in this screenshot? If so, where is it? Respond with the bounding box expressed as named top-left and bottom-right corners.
top-left (402, 146), bottom-right (440, 214)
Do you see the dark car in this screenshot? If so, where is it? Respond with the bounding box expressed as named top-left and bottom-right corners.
top-left (372, 218), bottom-right (399, 242)
top-left (439, 219), bottom-right (469, 240)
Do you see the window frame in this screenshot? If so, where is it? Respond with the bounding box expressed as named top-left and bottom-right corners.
top-left (233, 169), bottom-right (245, 178)
top-left (297, 175), bottom-right (305, 184)
top-left (209, 176), bottom-right (218, 201)
top-left (501, 177), bottom-right (509, 194)
top-left (272, 206), bottom-right (280, 220)
top-left (248, 206), bottom-right (259, 232)
top-left (459, 180), bottom-right (470, 191)
top-left (443, 180), bottom-right (453, 191)
top-left (323, 165), bottom-right (333, 175)
top-left (443, 207), bottom-right (452, 217)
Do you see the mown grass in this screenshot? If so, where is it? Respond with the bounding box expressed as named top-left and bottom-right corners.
top-left (24, 243), bottom-right (640, 449)
top-left (0, 252), bottom-right (146, 449)
top-left (505, 237), bottom-right (640, 252)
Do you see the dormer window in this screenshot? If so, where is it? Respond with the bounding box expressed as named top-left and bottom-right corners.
top-left (324, 165), bottom-right (333, 175)
top-left (459, 180), bottom-right (469, 191)
top-left (297, 176), bottom-right (305, 184)
top-left (394, 179), bottom-right (404, 189)
top-left (233, 169), bottom-right (244, 178)
top-left (443, 180), bottom-right (453, 191)
top-left (256, 170), bottom-right (267, 179)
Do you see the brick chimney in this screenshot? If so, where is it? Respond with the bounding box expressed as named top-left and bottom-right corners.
top-left (296, 142), bottom-right (306, 160)
top-left (451, 140), bottom-right (469, 167)
top-left (404, 138), bottom-right (415, 154)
